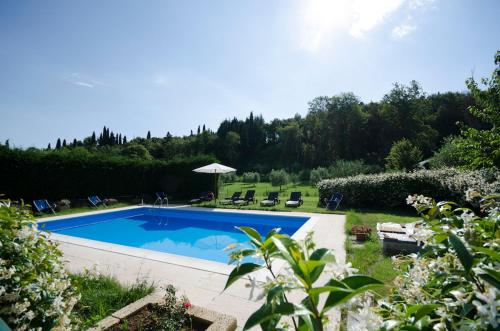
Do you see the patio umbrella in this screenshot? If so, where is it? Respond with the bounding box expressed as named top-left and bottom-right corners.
top-left (193, 163), bottom-right (236, 199)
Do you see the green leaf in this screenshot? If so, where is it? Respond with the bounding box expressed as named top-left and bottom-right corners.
top-left (237, 226), bottom-right (263, 246)
top-left (342, 275), bottom-right (384, 289)
top-left (243, 303), bottom-right (274, 330)
top-left (309, 285), bottom-right (351, 296)
top-left (477, 268), bottom-right (500, 290)
top-left (472, 245), bottom-right (500, 261)
top-left (224, 263), bottom-right (263, 290)
top-left (448, 233), bottom-right (473, 273)
top-left (406, 304), bottom-right (440, 321)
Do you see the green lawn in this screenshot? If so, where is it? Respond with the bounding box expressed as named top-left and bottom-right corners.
top-left (70, 273), bottom-right (154, 329)
top-left (345, 209), bottom-right (419, 295)
top-left (194, 181), bottom-right (340, 214)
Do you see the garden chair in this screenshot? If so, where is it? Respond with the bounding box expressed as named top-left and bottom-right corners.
top-left (285, 191), bottom-right (303, 207)
top-left (154, 192), bottom-right (168, 207)
top-left (260, 192), bottom-right (280, 206)
top-left (219, 191), bottom-right (242, 205)
top-left (324, 192), bottom-right (343, 210)
top-left (189, 192), bottom-right (214, 204)
top-left (33, 199), bottom-right (56, 214)
top-left (88, 195), bottom-right (106, 207)
top-left (234, 190), bottom-right (256, 205)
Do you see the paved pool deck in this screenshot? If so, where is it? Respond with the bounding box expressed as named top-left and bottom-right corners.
top-left (40, 205), bottom-right (346, 330)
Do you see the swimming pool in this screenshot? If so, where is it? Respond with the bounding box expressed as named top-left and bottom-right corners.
top-left (38, 208), bottom-right (310, 264)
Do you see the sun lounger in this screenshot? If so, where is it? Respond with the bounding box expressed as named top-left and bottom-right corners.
top-left (234, 190), bottom-right (256, 205)
top-left (285, 192), bottom-right (303, 208)
top-left (219, 192), bottom-right (242, 205)
top-left (88, 195), bottom-right (106, 207)
top-left (33, 199), bottom-right (56, 214)
top-left (260, 192), bottom-right (280, 206)
top-left (324, 193), bottom-right (343, 210)
top-left (189, 192), bottom-right (213, 204)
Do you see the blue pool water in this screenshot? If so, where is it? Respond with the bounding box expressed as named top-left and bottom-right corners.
top-left (38, 208), bottom-right (309, 264)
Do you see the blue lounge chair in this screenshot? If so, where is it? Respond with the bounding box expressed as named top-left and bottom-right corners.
top-left (88, 195), bottom-right (106, 207)
top-left (324, 193), bottom-right (343, 210)
top-left (285, 192), bottom-right (303, 208)
top-left (155, 192), bottom-right (168, 206)
top-left (33, 199), bottom-right (56, 214)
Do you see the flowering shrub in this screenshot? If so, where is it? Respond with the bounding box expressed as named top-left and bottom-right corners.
top-left (373, 193), bottom-right (500, 330)
top-left (0, 199), bottom-right (79, 330)
top-left (317, 168), bottom-right (499, 209)
top-left (224, 229), bottom-right (383, 330)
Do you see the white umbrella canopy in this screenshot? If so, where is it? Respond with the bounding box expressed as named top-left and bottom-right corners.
top-left (193, 163), bottom-right (236, 174)
top-left (192, 163), bottom-right (236, 199)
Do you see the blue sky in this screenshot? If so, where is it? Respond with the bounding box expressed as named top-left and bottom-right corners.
top-left (0, 0), bottom-right (498, 147)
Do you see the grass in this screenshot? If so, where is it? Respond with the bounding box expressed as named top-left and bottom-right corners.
top-left (35, 202), bottom-right (133, 218)
top-left (345, 209), bottom-right (419, 295)
top-left (195, 181), bottom-right (339, 214)
top-left (70, 273), bottom-right (154, 329)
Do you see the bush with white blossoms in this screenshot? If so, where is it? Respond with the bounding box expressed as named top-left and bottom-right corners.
top-left (317, 168), bottom-right (499, 209)
top-left (0, 199), bottom-right (79, 330)
top-left (374, 192), bottom-right (499, 330)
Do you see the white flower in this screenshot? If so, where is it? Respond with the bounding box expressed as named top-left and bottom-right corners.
top-left (472, 288), bottom-right (500, 328)
top-left (328, 262), bottom-right (358, 278)
top-left (348, 296), bottom-right (383, 331)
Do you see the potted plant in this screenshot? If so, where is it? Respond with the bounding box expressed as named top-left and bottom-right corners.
top-left (351, 225), bottom-right (372, 242)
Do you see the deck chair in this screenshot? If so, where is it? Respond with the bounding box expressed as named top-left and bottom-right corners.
top-left (219, 191), bottom-right (242, 205)
top-left (88, 195), bottom-right (106, 207)
top-left (33, 199), bottom-right (56, 214)
top-left (234, 190), bottom-right (256, 205)
top-left (285, 192), bottom-right (303, 207)
top-left (260, 192), bottom-right (280, 206)
top-left (154, 192), bottom-right (168, 206)
top-left (325, 193), bottom-right (343, 210)
top-left (189, 192), bottom-right (213, 204)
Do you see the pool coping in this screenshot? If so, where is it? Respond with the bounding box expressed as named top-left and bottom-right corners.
top-left (38, 205), bottom-right (319, 276)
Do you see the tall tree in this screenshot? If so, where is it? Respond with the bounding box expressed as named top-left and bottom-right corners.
top-left (55, 138), bottom-right (61, 149)
top-left (147, 131), bottom-right (151, 139)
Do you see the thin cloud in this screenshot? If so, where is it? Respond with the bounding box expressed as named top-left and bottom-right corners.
top-left (64, 72), bottom-right (103, 88)
top-left (392, 23), bottom-right (416, 39)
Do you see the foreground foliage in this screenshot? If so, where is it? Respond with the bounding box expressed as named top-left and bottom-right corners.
top-left (0, 200), bottom-right (79, 330)
top-left (224, 230), bottom-right (383, 330)
top-left (373, 193), bottom-right (500, 330)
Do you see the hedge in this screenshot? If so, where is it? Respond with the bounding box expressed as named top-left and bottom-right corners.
top-left (317, 168), bottom-right (499, 209)
top-left (0, 147), bottom-right (217, 201)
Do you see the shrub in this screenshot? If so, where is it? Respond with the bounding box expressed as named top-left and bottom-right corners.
top-left (385, 138), bottom-right (423, 171)
top-left (317, 168), bottom-right (500, 209)
top-left (242, 171), bottom-right (260, 183)
top-left (219, 172), bottom-right (238, 184)
top-left (310, 167), bottom-right (330, 185)
top-left (0, 148), bottom-right (216, 200)
top-left (430, 136), bottom-right (468, 169)
top-left (328, 159), bottom-right (380, 178)
top-left (0, 200), bottom-right (79, 330)
top-left (269, 169), bottom-right (289, 191)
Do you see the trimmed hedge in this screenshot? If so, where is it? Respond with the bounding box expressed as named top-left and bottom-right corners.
top-left (0, 147), bottom-right (216, 201)
top-left (317, 168), bottom-right (499, 209)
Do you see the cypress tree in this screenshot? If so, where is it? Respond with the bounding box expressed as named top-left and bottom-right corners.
top-left (56, 138), bottom-right (61, 149)
top-left (47, 143), bottom-right (51, 150)
top-left (91, 131), bottom-right (96, 145)
top-left (62, 139), bottom-right (67, 147)
top-left (197, 125), bottom-right (201, 135)
top-left (123, 135), bottom-right (127, 144)
top-left (72, 138), bottom-right (77, 147)
top-left (118, 134), bottom-right (122, 145)
top-left (147, 131), bottom-right (151, 139)
top-left (4, 139), bottom-right (9, 149)
top-left (202, 124), bottom-right (206, 132)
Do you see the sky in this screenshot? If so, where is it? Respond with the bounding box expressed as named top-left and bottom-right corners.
top-left (0, 0), bottom-right (499, 147)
